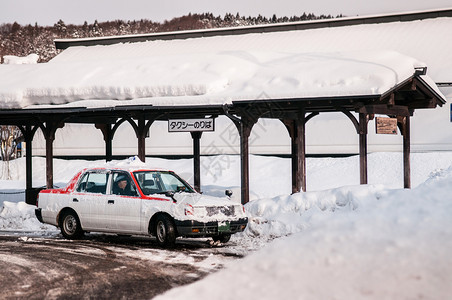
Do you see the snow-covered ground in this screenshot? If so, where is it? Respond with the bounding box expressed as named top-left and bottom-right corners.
top-left (1, 152), bottom-right (452, 299)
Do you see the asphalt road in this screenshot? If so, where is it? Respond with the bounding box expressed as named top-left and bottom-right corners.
top-left (0, 233), bottom-right (242, 299)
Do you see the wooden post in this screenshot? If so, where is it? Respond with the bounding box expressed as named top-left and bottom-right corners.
top-left (283, 111), bottom-right (317, 194)
top-left (24, 125), bottom-right (33, 193)
top-left (359, 113), bottom-right (368, 185)
top-left (43, 121), bottom-right (64, 189)
top-left (288, 120), bottom-right (300, 193)
top-left (137, 117), bottom-right (146, 162)
top-left (20, 124), bottom-right (40, 204)
top-left (222, 106), bottom-right (255, 205)
top-left (95, 124), bottom-right (113, 162)
top-left (191, 132), bottom-right (202, 192)
top-left (239, 120), bottom-right (253, 205)
top-left (402, 116), bottom-right (411, 188)
top-left (298, 114), bottom-right (306, 193)
top-left (45, 136), bottom-right (54, 189)
top-left (22, 125), bottom-right (38, 204)
top-left (283, 114), bottom-right (306, 194)
top-left (106, 133), bottom-right (112, 162)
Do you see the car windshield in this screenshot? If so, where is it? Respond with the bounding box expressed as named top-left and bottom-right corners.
top-left (133, 171), bottom-right (195, 195)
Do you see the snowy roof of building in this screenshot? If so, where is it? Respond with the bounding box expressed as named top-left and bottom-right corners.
top-left (0, 9), bottom-right (449, 110)
top-left (53, 7), bottom-right (452, 50)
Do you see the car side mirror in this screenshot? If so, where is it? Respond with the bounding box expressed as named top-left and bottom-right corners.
top-left (165, 191), bottom-right (176, 203)
top-left (225, 189), bottom-right (233, 197)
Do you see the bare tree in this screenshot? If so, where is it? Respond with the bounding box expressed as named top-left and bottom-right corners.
top-left (0, 125), bottom-right (22, 179)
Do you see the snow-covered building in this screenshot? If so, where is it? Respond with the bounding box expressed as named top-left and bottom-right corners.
top-left (0, 8), bottom-right (448, 202)
top-left (25, 7), bottom-right (452, 157)
top-left (0, 8), bottom-right (449, 158)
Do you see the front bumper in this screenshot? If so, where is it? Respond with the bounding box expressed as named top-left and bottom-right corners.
top-left (175, 217), bottom-right (248, 237)
top-left (35, 208), bottom-right (44, 223)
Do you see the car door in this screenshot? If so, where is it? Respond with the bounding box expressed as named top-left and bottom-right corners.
top-left (72, 170), bottom-right (109, 230)
top-left (106, 171), bottom-right (142, 233)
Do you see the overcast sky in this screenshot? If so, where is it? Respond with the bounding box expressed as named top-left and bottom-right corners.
top-left (1, 0), bottom-right (451, 26)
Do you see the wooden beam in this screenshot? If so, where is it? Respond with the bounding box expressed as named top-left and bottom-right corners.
top-left (340, 109), bottom-right (360, 133)
top-left (358, 104), bottom-right (411, 117)
top-left (412, 78), bottom-right (443, 107)
top-left (191, 131), bottom-right (202, 192)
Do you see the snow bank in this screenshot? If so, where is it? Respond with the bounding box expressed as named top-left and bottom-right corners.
top-left (3, 54), bottom-right (39, 65)
top-left (0, 201), bottom-right (53, 231)
top-left (156, 167), bottom-right (452, 300)
top-left (1, 153), bottom-right (452, 298)
top-left (242, 184), bottom-right (383, 239)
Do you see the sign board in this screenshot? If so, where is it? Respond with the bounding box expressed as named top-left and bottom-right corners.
top-left (168, 118), bottom-right (214, 132)
top-left (375, 117), bottom-right (397, 135)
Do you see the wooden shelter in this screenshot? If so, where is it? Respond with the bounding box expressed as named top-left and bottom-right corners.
top-left (0, 9), bottom-right (448, 205)
top-left (0, 72), bottom-right (445, 204)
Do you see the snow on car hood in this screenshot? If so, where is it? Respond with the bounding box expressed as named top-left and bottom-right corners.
top-left (173, 192), bottom-right (231, 207)
top-left (171, 192), bottom-right (246, 221)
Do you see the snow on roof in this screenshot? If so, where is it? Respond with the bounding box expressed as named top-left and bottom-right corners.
top-left (0, 49), bottom-right (430, 109)
top-left (52, 16), bottom-right (452, 82)
top-left (1, 15), bottom-right (450, 109)
top-left (53, 7), bottom-right (452, 49)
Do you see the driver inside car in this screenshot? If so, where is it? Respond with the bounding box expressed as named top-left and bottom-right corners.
top-left (113, 174), bottom-right (135, 196)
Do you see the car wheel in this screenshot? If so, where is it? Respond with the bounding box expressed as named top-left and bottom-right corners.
top-left (155, 215), bottom-right (176, 248)
top-left (60, 211), bottom-right (84, 239)
top-left (213, 234), bottom-right (231, 243)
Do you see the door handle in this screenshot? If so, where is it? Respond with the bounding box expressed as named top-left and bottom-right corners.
top-left (73, 198), bottom-right (79, 202)
top-left (108, 200), bottom-right (114, 204)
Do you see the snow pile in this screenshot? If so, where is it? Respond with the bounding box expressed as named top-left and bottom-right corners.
top-left (156, 167), bottom-right (452, 300)
top-left (0, 49), bottom-right (431, 109)
top-left (0, 201), bottom-right (52, 231)
top-left (3, 54), bottom-right (39, 65)
top-left (242, 184), bottom-right (383, 239)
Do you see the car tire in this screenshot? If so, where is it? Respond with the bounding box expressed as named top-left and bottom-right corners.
top-left (155, 215), bottom-right (176, 248)
top-left (60, 211), bottom-right (84, 239)
top-left (213, 234), bottom-right (231, 243)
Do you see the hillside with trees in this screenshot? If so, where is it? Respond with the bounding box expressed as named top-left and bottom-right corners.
top-left (0, 12), bottom-right (341, 63)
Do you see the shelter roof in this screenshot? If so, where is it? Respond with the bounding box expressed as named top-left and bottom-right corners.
top-left (0, 49), bottom-right (441, 110)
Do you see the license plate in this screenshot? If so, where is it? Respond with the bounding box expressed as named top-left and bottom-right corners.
top-left (218, 221), bottom-right (230, 232)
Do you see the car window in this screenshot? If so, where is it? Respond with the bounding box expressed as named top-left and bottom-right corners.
top-left (160, 173), bottom-right (187, 192)
top-left (133, 171), bottom-right (194, 195)
top-left (84, 172), bottom-right (108, 194)
top-left (111, 172), bottom-right (139, 197)
top-left (76, 172), bottom-right (89, 192)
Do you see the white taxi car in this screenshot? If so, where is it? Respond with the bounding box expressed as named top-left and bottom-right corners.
top-left (35, 167), bottom-right (248, 247)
